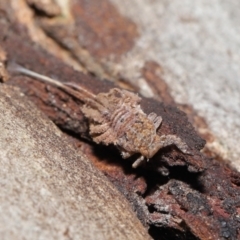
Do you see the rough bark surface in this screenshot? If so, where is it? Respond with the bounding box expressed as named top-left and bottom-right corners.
top-left (1, 1), bottom-right (240, 240)
top-left (108, 0), bottom-right (240, 169)
top-left (0, 85), bottom-right (150, 240)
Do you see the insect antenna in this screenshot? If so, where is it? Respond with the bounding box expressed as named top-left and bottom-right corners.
top-left (7, 62), bottom-right (96, 103)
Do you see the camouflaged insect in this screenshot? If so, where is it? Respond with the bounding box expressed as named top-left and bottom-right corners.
top-left (11, 65), bottom-right (190, 168)
top-left (82, 88), bottom-right (190, 168)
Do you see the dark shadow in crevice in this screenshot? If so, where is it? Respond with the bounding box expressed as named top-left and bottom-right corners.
top-left (28, 4), bottom-right (58, 18)
top-left (148, 226), bottom-right (200, 240)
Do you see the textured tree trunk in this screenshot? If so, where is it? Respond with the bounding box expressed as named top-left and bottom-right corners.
top-left (1, 0), bottom-right (240, 239)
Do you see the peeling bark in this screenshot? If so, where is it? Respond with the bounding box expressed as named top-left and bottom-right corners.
top-left (1, 1), bottom-right (240, 239)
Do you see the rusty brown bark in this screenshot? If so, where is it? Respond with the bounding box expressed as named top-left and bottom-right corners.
top-left (1, 1), bottom-right (240, 239)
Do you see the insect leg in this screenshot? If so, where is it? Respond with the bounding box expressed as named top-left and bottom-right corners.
top-left (148, 112), bottom-right (162, 130)
top-left (121, 151), bottom-right (132, 159)
top-left (93, 128), bottom-right (114, 145)
top-left (90, 123), bottom-right (109, 134)
top-left (132, 155), bottom-right (145, 168)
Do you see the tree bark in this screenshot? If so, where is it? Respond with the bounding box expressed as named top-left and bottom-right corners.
top-left (0, 85), bottom-right (150, 240)
top-left (1, 0), bottom-right (240, 239)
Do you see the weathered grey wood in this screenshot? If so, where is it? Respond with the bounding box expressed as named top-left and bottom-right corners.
top-left (0, 85), bottom-right (150, 240)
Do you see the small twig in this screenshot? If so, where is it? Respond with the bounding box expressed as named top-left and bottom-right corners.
top-left (8, 62), bottom-right (96, 101)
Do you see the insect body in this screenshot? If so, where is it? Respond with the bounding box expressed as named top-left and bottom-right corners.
top-left (9, 64), bottom-right (190, 168)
